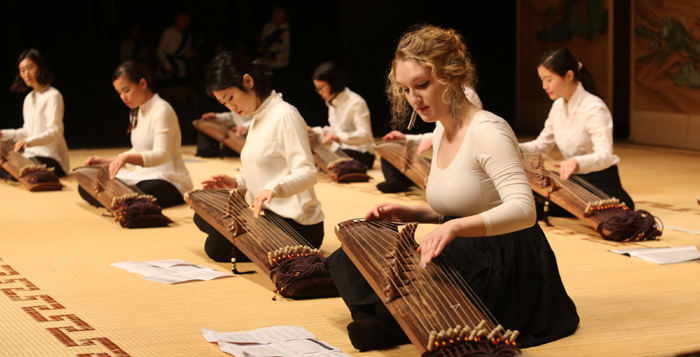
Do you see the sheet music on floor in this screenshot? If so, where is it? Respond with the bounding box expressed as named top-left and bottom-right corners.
top-left (609, 246), bottom-right (700, 265)
top-left (201, 326), bottom-right (352, 357)
top-left (112, 259), bottom-right (234, 284)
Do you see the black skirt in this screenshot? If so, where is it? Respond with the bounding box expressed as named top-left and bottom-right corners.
top-left (326, 222), bottom-right (579, 348)
top-left (576, 165), bottom-right (634, 210)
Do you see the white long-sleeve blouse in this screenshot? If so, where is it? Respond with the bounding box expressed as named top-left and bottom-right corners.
top-left (1, 86), bottom-right (70, 173)
top-left (235, 91), bottom-right (324, 225)
top-left (116, 93), bottom-right (193, 194)
top-left (311, 87), bottom-right (374, 154)
top-left (519, 82), bottom-right (619, 174)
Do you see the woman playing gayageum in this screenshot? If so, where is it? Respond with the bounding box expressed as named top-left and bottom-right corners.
top-left (0, 49), bottom-right (69, 179)
top-left (325, 24), bottom-right (579, 351)
top-left (81, 60), bottom-right (193, 208)
top-left (194, 51), bottom-right (325, 263)
top-left (520, 48), bottom-right (634, 216)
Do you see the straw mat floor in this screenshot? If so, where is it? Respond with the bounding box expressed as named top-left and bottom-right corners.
top-left (1, 143), bottom-right (699, 357)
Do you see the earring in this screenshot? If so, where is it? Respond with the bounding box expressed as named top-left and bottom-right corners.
top-left (407, 109), bottom-right (417, 130)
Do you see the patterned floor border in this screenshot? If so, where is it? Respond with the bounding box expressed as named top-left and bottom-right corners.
top-left (0, 256), bottom-right (131, 357)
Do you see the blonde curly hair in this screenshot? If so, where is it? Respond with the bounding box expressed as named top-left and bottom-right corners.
top-left (387, 24), bottom-right (477, 129)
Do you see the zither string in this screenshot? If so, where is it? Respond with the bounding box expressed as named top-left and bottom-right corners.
top-left (340, 220), bottom-right (501, 339)
top-left (189, 189), bottom-right (316, 253)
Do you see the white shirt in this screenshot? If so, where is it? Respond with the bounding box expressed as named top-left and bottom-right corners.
top-left (311, 87), bottom-right (374, 154)
top-left (156, 26), bottom-right (191, 78)
top-left (519, 82), bottom-right (619, 174)
top-left (405, 85), bottom-right (483, 144)
top-left (1, 86), bottom-right (70, 173)
top-left (117, 94), bottom-right (193, 195)
top-left (426, 111), bottom-right (536, 237)
top-left (260, 21), bottom-right (290, 68)
top-left (235, 91), bottom-right (324, 225)
top-left (214, 112), bottom-right (253, 129)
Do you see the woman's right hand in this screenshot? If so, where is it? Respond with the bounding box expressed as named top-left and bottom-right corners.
top-left (85, 156), bottom-right (107, 166)
top-left (201, 174), bottom-right (238, 189)
top-left (365, 203), bottom-right (412, 222)
top-left (382, 130), bottom-right (406, 141)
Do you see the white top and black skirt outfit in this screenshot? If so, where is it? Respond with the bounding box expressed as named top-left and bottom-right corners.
top-left (310, 87), bottom-right (375, 169)
top-left (1, 86), bottom-right (70, 178)
top-left (194, 91), bottom-right (325, 263)
top-left (326, 111), bottom-right (579, 350)
top-left (78, 94), bottom-right (193, 208)
top-left (520, 82), bottom-right (634, 214)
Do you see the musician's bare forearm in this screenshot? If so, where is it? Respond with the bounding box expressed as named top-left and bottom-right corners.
top-left (119, 153), bottom-right (144, 167)
top-left (405, 205), bottom-right (441, 224)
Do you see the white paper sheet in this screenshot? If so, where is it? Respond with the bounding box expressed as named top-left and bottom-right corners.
top-left (146, 259), bottom-right (196, 268)
top-left (219, 339), bottom-right (338, 357)
top-left (201, 326), bottom-right (316, 344)
top-left (202, 326), bottom-right (350, 357)
top-left (111, 261), bottom-right (153, 270)
top-left (112, 260), bottom-right (234, 284)
top-left (610, 246), bottom-right (700, 265)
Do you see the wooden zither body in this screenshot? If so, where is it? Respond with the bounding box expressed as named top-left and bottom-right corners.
top-left (193, 119), bottom-right (246, 154)
top-left (185, 188), bottom-right (338, 299)
top-left (72, 165), bottom-right (172, 228)
top-left (522, 153), bottom-right (662, 242)
top-left (308, 134), bottom-right (371, 183)
top-left (0, 140), bottom-right (63, 191)
top-left (375, 141), bottom-right (431, 190)
top-left (335, 219), bottom-right (520, 356)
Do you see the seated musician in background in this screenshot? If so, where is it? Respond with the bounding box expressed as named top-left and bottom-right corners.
top-left (195, 51), bottom-right (325, 263)
top-left (325, 24), bottom-right (579, 351)
top-left (519, 48), bottom-right (634, 216)
top-left (0, 49), bottom-right (69, 179)
top-left (80, 60), bottom-right (193, 208)
top-left (194, 110), bottom-right (252, 158)
top-left (156, 8), bottom-right (192, 84)
top-left (376, 85), bottom-right (482, 193)
top-left (308, 61), bottom-right (376, 169)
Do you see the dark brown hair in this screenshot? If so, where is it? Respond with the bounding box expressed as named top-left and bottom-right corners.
top-left (11, 49), bottom-right (53, 93)
top-left (538, 48), bottom-right (600, 99)
top-left (112, 60), bottom-right (153, 91)
top-left (312, 62), bottom-right (346, 96)
top-left (206, 51), bottom-right (273, 100)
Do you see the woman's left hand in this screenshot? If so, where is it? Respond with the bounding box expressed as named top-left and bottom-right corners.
top-left (251, 189), bottom-right (275, 218)
top-left (417, 221), bottom-right (457, 268)
top-left (108, 156), bottom-right (129, 179)
top-left (13, 140), bottom-right (29, 152)
top-left (554, 157), bottom-right (579, 180)
top-left (322, 133), bottom-right (340, 144)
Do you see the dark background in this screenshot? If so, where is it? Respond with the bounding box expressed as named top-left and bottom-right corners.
top-left (0, 0), bottom-right (517, 148)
